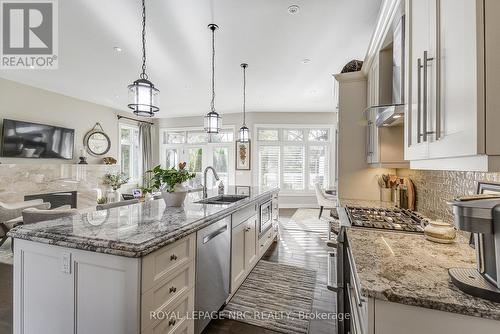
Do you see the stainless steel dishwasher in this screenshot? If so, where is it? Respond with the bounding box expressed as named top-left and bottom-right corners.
top-left (195, 216), bottom-right (231, 334)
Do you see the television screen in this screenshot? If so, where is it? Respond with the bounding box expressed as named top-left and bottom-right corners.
top-left (1, 119), bottom-right (75, 159)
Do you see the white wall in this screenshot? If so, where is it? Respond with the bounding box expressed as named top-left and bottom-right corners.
top-left (0, 78), bottom-right (126, 165)
top-left (158, 111), bottom-right (337, 208)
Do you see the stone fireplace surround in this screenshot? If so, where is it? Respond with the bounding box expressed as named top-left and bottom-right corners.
top-left (0, 164), bottom-right (120, 210)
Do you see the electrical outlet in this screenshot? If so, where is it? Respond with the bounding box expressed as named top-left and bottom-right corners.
top-left (61, 252), bottom-right (71, 274)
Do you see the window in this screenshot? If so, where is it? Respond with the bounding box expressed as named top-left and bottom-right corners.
top-left (258, 145), bottom-right (280, 188)
top-left (119, 124), bottom-right (141, 183)
top-left (256, 126), bottom-right (332, 192)
top-left (160, 127), bottom-right (235, 189)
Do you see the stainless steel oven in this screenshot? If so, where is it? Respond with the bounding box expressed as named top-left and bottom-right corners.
top-left (259, 199), bottom-right (272, 236)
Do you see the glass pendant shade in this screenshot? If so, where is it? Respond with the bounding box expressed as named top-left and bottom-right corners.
top-left (204, 111), bottom-right (221, 133)
top-left (239, 125), bottom-right (250, 142)
top-left (127, 78), bottom-right (160, 117)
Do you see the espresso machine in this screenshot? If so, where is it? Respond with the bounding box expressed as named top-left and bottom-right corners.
top-left (448, 198), bottom-right (500, 302)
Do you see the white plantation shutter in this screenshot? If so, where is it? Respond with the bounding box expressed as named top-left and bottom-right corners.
top-left (283, 146), bottom-right (305, 190)
top-left (256, 127), bottom-right (332, 192)
top-left (259, 145), bottom-right (280, 188)
top-left (309, 146), bottom-right (328, 189)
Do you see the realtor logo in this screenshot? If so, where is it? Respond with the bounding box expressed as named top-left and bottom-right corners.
top-left (1, 0), bottom-right (58, 69)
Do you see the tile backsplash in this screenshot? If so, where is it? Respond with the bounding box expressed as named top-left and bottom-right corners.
top-left (397, 169), bottom-right (500, 223)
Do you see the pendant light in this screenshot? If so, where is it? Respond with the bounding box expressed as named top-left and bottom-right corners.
top-left (239, 63), bottom-right (250, 142)
top-left (204, 24), bottom-right (221, 133)
top-left (127, 0), bottom-right (159, 117)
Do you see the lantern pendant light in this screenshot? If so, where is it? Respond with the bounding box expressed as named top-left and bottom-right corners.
top-left (127, 0), bottom-right (159, 117)
top-left (204, 24), bottom-right (221, 134)
top-left (239, 63), bottom-right (250, 142)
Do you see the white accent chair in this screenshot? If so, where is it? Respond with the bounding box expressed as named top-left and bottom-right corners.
top-left (314, 183), bottom-right (338, 219)
top-left (0, 199), bottom-right (51, 247)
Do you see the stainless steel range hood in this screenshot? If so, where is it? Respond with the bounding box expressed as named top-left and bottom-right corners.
top-left (371, 14), bottom-right (405, 127)
top-left (374, 103), bottom-right (404, 126)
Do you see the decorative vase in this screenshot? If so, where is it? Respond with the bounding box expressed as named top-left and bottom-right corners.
top-left (424, 220), bottom-right (456, 244)
top-left (380, 188), bottom-right (392, 202)
top-left (106, 189), bottom-right (121, 203)
top-left (161, 183), bottom-right (188, 207)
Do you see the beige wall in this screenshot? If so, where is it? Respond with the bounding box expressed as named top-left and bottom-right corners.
top-left (0, 78), bottom-right (126, 165)
top-left (335, 72), bottom-right (395, 201)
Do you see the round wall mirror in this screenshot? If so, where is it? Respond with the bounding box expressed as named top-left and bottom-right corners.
top-left (84, 123), bottom-right (111, 156)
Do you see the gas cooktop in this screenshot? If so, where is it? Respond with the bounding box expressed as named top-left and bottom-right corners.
top-left (345, 206), bottom-right (427, 233)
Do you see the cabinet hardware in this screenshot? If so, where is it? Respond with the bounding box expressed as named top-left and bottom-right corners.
top-left (422, 51), bottom-right (435, 142)
top-left (168, 319), bottom-right (176, 327)
top-left (169, 286), bottom-right (177, 293)
top-left (244, 227), bottom-right (251, 232)
top-left (170, 254), bottom-right (178, 261)
top-left (417, 58), bottom-right (422, 143)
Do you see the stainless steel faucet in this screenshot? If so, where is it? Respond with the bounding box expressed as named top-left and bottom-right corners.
top-left (203, 166), bottom-right (220, 199)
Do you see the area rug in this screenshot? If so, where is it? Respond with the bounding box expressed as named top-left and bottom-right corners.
top-left (221, 260), bottom-right (316, 334)
top-left (281, 208), bottom-right (329, 234)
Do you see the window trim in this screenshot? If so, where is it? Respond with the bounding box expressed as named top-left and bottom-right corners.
top-left (159, 126), bottom-right (236, 187)
top-left (118, 122), bottom-right (142, 185)
top-left (254, 124), bottom-right (334, 195)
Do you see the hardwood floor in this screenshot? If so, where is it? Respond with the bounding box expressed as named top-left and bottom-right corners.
top-left (0, 263), bottom-right (12, 334)
top-left (204, 208), bottom-right (337, 334)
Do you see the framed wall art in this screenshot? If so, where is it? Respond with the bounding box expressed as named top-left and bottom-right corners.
top-left (235, 140), bottom-right (251, 170)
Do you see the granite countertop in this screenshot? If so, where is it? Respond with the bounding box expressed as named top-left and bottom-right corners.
top-left (8, 186), bottom-right (278, 258)
top-left (346, 228), bottom-right (500, 321)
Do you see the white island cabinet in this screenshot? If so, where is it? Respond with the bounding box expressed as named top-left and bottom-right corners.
top-left (10, 187), bottom-right (280, 334)
top-left (13, 234), bottom-right (196, 334)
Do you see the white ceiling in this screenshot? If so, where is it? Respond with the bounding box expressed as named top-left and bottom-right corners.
top-left (0, 0), bottom-right (382, 118)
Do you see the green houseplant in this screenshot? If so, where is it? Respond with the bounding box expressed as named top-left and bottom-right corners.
top-left (147, 162), bottom-right (195, 207)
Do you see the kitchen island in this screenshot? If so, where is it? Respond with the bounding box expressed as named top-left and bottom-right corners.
top-left (8, 186), bottom-right (279, 334)
top-left (336, 199), bottom-right (500, 334)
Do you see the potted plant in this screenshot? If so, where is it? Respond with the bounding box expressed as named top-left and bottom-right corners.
top-left (103, 173), bottom-right (129, 202)
top-left (148, 162), bottom-right (195, 207)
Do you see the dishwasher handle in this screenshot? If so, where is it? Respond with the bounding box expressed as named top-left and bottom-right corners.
top-left (202, 225), bottom-right (228, 244)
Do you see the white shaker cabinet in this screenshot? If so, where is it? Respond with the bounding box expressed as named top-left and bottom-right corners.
top-left (405, 0), bottom-right (437, 161)
top-left (405, 0), bottom-right (500, 171)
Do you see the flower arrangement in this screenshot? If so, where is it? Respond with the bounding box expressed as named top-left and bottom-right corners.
top-left (148, 162), bottom-right (196, 193)
top-left (103, 173), bottom-right (129, 190)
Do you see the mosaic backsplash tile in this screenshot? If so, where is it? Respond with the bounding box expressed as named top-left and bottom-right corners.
top-left (397, 169), bottom-right (500, 223)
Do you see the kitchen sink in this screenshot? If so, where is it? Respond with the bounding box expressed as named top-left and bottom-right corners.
top-left (196, 195), bottom-right (249, 205)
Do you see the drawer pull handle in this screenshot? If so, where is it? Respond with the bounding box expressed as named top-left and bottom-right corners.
top-left (169, 286), bottom-right (177, 293)
top-left (268, 234), bottom-right (271, 239)
top-left (170, 254), bottom-right (178, 261)
top-left (168, 319), bottom-right (176, 327)
top-left (244, 227), bottom-right (251, 232)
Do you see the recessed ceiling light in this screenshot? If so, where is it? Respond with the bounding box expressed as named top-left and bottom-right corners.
top-left (301, 58), bottom-right (311, 64)
top-left (113, 46), bottom-right (123, 52)
top-left (288, 5), bottom-right (300, 15)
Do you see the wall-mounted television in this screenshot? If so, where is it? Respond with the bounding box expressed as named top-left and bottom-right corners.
top-left (1, 119), bottom-right (75, 159)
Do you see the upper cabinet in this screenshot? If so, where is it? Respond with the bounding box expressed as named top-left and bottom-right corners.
top-left (405, 0), bottom-right (500, 171)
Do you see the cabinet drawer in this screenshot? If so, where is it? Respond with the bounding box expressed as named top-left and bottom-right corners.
top-left (259, 228), bottom-right (274, 255)
top-left (142, 261), bottom-right (195, 329)
top-left (142, 288), bottom-right (194, 334)
top-left (142, 234), bottom-right (195, 292)
top-left (232, 203), bottom-right (258, 228)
